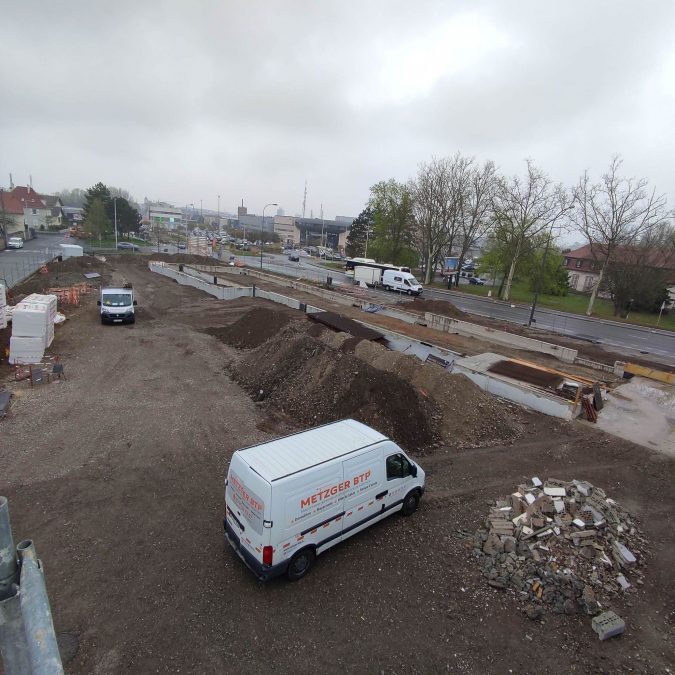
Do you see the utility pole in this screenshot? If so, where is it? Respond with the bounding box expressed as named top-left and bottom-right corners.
top-left (113, 197), bottom-right (118, 249)
top-left (302, 180), bottom-right (307, 219)
top-left (320, 204), bottom-right (325, 249)
top-left (217, 195), bottom-right (221, 236)
top-left (528, 227), bottom-right (554, 327)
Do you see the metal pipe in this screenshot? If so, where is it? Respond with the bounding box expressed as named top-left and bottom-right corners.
top-left (0, 587), bottom-right (32, 675)
top-left (0, 497), bottom-right (32, 674)
top-left (17, 540), bottom-right (63, 675)
top-left (0, 496), bottom-right (18, 598)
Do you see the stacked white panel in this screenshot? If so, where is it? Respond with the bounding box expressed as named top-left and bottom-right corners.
top-left (8, 336), bottom-right (45, 364)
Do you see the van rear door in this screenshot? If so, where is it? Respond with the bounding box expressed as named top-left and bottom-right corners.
top-left (225, 454), bottom-right (272, 577)
top-left (341, 447), bottom-right (386, 541)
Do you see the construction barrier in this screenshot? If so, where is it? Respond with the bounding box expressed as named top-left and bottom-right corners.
top-left (624, 362), bottom-right (675, 385)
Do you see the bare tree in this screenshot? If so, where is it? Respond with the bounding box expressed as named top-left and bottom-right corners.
top-left (410, 154), bottom-right (472, 284)
top-left (492, 159), bottom-right (571, 300)
top-left (572, 156), bottom-right (669, 315)
top-left (454, 159), bottom-right (497, 282)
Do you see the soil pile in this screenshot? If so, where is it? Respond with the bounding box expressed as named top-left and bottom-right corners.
top-left (350, 339), bottom-right (527, 448)
top-left (401, 298), bottom-right (467, 319)
top-left (12, 255), bottom-right (111, 297)
top-left (229, 324), bottom-right (441, 452)
top-left (207, 307), bottom-right (297, 349)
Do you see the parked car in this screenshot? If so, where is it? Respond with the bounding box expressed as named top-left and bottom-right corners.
top-left (7, 237), bottom-right (24, 249)
top-left (177, 242), bottom-right (186, 250)
top-left (469, 277), bottom-right (485, 285)
top-left (117, 242), bottom-right (139, 251)
top-left (288, 251), bottom-right (300, 262)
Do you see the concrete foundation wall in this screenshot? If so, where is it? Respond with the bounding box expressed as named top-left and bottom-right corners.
top-left (426, 312), bottom-right (578, 363)
top-left (236, 268), bottom-right (357, 307)
top-left (362, 304), bottom-right (421, 324)
top-left (149, 262), bottom-right (253, 300)
top-left (454, 363), bottom-right (576, 420)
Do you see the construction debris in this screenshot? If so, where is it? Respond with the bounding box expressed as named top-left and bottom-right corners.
top-left (468, 478), bottom-right (646, 618)
top-left (592, 611), bottom-right (626, 640)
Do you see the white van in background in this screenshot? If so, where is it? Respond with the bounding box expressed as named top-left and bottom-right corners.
top-left (381, 269), bottom-right (423, 296)
top-left (223, 419), bottom-right (425, 581)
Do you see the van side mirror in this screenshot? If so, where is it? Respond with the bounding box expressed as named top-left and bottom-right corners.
top-left (97, 300), bottom-right (101, 306)
top-left (133, 300), bottom-right (138, 306)
top-left (410, 463), bottom-right (417, 478)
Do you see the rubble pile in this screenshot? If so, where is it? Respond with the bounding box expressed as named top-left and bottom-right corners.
top-left (470, 478), bottom-right (646, 618)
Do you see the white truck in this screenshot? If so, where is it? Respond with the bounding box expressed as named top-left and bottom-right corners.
top-left (97, 285), bottom-right (137, 324)
top-left (223, 419), bottom-right (425, 581)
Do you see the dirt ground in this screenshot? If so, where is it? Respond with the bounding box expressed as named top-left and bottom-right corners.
top-left (1, 257), bottom-right (674, 674)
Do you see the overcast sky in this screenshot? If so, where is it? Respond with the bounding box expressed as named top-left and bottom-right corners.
top-left (2, 1), bottom-right (674, 221)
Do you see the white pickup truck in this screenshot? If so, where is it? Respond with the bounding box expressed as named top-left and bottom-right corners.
top-left (97, 285), bottom-right (137, 324)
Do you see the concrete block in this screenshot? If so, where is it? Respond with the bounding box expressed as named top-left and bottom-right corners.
top-left (573, 518), bottom-right (586, 529)
top-left (544, 487), bottom-right (567, 497)
top-left (613, 542), bottom-right (636, 566)
top-left (592, 611), bottom-right (625, 640)
top-left (616, 574), bottom-right (631, 590)
top-left (573, 480), bottom-right (593, 497)
top-left (531, 477), bottom-right (543, 488)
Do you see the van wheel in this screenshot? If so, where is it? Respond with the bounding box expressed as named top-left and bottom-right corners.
top-left (287, 548), bottom-right (315, 581)
top-left (401, 491), bottom-right (420, 516)
top-left (384, 285), bottom-right (390, 291)
top-left (406, 289), bottom-right (412, 296)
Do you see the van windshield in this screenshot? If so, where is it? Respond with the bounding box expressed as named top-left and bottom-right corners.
top-left (102, 294), bottom-right (132, 307)
top-left (408, 276), bottom-right (420, 285)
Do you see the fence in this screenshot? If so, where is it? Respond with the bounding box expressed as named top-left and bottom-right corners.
top-left (0, 248), bottom-right (62, 290)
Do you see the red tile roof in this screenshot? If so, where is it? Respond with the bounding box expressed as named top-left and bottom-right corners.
top-left (0, 186), bottom-right (45, 214)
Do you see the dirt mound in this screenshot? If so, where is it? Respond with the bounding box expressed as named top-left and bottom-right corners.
top-left (229, 325), bottom-right (440, 452)
top-left (353, 340), bottom-right (527, 448)
top-left (11, 255), bottom-right (111, 297)
top-left (401, 298), bottom-right (467, 319)
top-left (206, 306), bottom-right (297, 349)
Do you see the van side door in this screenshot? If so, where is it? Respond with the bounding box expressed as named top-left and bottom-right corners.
top-left (341, 448), bottom-right (386, 542)
top-left (383, 450), bottom-right (416, 513)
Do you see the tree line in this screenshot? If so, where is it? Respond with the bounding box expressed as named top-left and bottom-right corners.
top-left (76, 183), bottom-right (142, 239)
top-left (346, 155), bottom-right (674, 316)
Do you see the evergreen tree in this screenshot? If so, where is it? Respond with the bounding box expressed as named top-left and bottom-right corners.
top-left (345, 208), bottom-right (373, 258)
top-left (86, 198), bottom-right (111, 238)
top-left (83, 182), bottom-right (111, 220)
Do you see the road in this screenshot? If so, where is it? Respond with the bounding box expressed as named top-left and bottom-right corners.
top-left (3, 242), bottom-right (673, 361)
top-left (250, 254), bottom-right (675, 362)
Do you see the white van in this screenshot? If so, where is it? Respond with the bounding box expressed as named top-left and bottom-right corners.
top-left (223, 419), bottom-right (425, 581)
top-left (97, 286), bottom-right (137, 324)
top-left (381, 269), bottom-right (423, 296)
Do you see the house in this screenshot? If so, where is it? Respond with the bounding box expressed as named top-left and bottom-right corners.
top-left (562, 245), bottom-right (600, 293)
top-left (563, 244), bottom-right (675, 305)
top-left (0, 185), bottom-right (47, 241)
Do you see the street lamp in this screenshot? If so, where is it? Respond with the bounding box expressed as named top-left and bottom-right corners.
top-left (260, 203), bottom-right (277, 269)
top-left (113, 197), bottom-right (118, 249)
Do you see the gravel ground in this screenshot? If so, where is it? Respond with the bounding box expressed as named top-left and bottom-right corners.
top-left (0, 258), bottom-right (673, 675)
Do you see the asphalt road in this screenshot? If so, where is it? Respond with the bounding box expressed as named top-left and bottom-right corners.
top-left (255, 254), bottom-right (675, 362)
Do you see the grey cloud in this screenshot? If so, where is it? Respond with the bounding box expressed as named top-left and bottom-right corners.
top-left (1, 0), bottom-right (674, 217)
